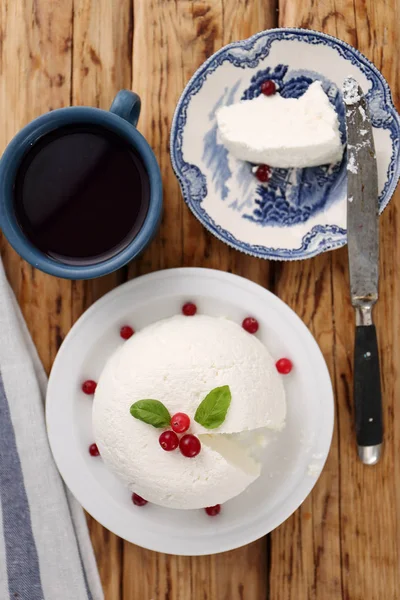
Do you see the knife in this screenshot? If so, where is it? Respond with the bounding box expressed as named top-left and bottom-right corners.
top-left (343, 77), bottom-right (383, 465)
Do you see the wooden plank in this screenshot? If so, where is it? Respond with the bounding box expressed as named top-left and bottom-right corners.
top-left (331, 2), bottom-right (400, 597)
top-left (268, 10), bottom-right (344, 599)
top-left (0, 0), bottom-right (74, 374)
top-left (124, 1), bottom-right (277, 599)
top-left (71, 0), bottom-right (134, 320)
top-left (70, 1), bottom-right (134, 598)
top-left (268, 256), bottom-right (342, 600)
top-left (273, 1), bottom-right (400, 599)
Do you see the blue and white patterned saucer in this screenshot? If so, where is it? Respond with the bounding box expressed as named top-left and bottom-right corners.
top-left (170, 28), bottom-right (400, 261)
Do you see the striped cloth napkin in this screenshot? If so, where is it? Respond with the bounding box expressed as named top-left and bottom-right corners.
top-left (0, 261), bottom-right (103, 600)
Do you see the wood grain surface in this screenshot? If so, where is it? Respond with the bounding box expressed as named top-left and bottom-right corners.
top-left (0, 0), bottom-right (399, 598)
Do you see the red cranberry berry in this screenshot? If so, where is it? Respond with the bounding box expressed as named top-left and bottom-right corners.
top-left (132, 493), bottom-right (148, 506)
top-left (159, 430), bottom-right (179, 452)
top-left (205, 504), bottom-right (221, 517)
top-left (255, 165), bottom-right (271, 183)
top-left (179, 434), bottom-right (201, 458)
top-left (171, 412), bottom-right (190, 434)
top-left (242, 317), bottom-right (259, 334)
top-left (276, 358), bottom-right (293, 375)
top-left (89, 443), bottom-right (100, 457)
top-left (82, 380), bottom-right (97, 395)
top-left (120, 325), bottom-right (134, 340)
top-left (261, 79), bottom-right (276, 96)
top-left (182, 302), bottom-right (197, 316)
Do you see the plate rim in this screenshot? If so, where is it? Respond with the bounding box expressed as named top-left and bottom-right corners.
top-left (46, 267), bottom-right (335, 555)
top-left (170, 27), bottom-right (400, 262)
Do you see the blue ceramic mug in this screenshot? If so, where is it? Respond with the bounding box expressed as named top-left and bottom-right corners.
top-left (0, 90), bottom-right (162, 279)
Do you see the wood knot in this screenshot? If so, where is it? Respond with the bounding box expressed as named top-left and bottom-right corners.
top-left (54, 73), bottom-right (65, 87)
top-left (89, 47), bottom-right (102, 66)
top-left (63, 36), bottom-right (72, 53)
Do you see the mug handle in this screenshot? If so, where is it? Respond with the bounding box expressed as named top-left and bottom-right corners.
top-left (110, 90), bottom-right (141, 127)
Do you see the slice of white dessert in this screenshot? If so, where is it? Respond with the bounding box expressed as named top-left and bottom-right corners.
top-left (93, 315), bottom-right (286, 510)
top-left (216, 81), bottom-right (343, 168)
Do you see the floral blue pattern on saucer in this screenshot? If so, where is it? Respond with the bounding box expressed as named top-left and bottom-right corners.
top-left (170, 28), bottom-right (400, 261)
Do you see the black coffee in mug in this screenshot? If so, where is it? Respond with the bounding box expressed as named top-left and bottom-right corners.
top-left (13, 124), bottom-right (150, 266)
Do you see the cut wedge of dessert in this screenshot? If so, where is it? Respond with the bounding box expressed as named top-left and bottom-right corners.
top-left (216, 80), bottom-right (343, 168)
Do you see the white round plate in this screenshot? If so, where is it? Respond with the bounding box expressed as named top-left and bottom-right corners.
top-left (46, 268), bottom-right (334, 556)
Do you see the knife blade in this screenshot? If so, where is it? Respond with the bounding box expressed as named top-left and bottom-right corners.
top-left (343, 77), bottom-right (383, 465)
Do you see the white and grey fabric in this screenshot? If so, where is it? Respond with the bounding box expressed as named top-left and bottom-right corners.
top-left (0, 262), bottom-right (103, 600)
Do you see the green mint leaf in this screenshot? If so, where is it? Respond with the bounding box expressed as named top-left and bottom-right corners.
top-left (130, 399), bottom-right (171, 428)
top-left (194, 385), bottom-right (232, 429)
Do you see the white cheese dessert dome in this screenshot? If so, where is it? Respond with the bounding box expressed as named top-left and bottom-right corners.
top-left (93, 315), bottom-right (286, 509)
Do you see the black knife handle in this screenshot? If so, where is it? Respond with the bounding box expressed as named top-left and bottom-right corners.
top-left (354, 324), bottom-right (383, 446)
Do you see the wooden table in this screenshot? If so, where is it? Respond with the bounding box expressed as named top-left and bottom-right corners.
top-left (1, 1), bottom-right (399, 598)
